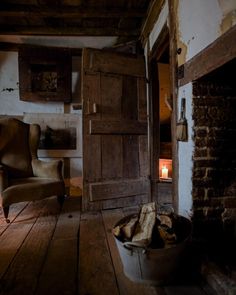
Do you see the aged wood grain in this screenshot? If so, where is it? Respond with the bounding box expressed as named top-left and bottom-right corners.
top-left (82, 71), bottom-right (101, 210)
top-left (102, 135), bottom-right (123, 179)
top-left (86, 194), bottom-right (149, 211)
top-left (178, 24), bottom-right (236, 87)
top-left (168, 0), bottom-right (178, 212)
top-left (0, 199), bottom-right (214, 295)
top-left (79, 211), bottom-right (119, 295)
top-left (82, 48), bottom-right (149, 211)
top-left (0, 199), bottom-right (48, 281)
top-left (83, 48), bottom-right (146, 77)
top-left (89, 119), bottom-right (147, 135)
top-left (0, 202), bottom-right (28, 235)
top-left (138, 77), bottom-right (147, 121)
top-left (139, 135), bottom-right (149, 177)
top-left (122, 75), bottom-right (138, 120)
top-left (90, 179), bottom-right (149, 201)
top-left (0, 198), bottom-right (59, 295)
top-left (35, 198), bottom-right (81, 295)
top-left (101, 74), bottom-right (122, 120)
top-left (123, 135), bottom-right (139, 178)
top-left (83, 73), bottom-right (101, 181)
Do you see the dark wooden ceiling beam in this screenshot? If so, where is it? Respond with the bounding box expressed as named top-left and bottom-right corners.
top-left (0, 7), bottom-right (146, 18)
top-left (0, 42), bottom-right (82, 55)
top-left (0, 26), bottom-right (139, 37)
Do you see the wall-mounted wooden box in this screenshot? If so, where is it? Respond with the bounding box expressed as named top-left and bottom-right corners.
top-left (18, 47), bottom-right (71, 102)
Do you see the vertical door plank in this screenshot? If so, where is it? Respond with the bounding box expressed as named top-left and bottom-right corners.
top-left (83, 72), bottom-right (101, 210)
top-left (123, 135), bottom-right (139, 178)
top-left (102, 135), bottom-right (123, 179)
top-left (83, 73), bottom-right (101, 181)
top-left (139, 135), bottom-right (149, 177)
top-left (122, 76), bottom-right (138, 120)
top-left (122, 76), bottom-right (140, 179)
top-left (138, 77), bottom-right (148, 121)
top-left (101, 74), bottom-right (122, 120)
top-left (79, 211), bottom-right (119, 295)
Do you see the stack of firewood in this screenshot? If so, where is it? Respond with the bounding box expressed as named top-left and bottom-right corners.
top-left (113, 202), bottom-right (179, 248)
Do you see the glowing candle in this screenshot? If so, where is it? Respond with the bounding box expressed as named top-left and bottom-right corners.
top-left (161, 166), bottom-right (168, 178)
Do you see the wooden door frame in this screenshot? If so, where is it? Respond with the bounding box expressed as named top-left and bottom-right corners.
top-left (148, 24), bottom-right (173, 203)
top-left (168, 0), bottom-right (178, 211)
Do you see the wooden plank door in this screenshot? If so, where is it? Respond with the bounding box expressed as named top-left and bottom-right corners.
top-left (82, 48), bottom-right (150, 211)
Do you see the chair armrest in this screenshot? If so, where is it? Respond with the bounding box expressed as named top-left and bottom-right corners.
top-left (0, 164), bottom-right (9, 192)
top-left (32, 159), bottom-right (64, 180)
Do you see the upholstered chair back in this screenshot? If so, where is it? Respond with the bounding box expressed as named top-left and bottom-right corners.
top-left (0, 118), bottom-right (36, 178)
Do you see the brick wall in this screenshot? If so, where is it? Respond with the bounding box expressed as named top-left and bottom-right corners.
top-left (192, 70), bottom-right (236, 265)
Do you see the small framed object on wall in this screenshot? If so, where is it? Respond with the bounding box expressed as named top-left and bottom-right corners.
top-left (18, 46), bottom-right (71, 102)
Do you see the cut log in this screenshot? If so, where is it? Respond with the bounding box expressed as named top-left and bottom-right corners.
top-left (131, 202), bottom-right (156, 247)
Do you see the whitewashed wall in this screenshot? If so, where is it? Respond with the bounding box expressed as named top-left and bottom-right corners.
top-left (0, 51), bottom-right (82, 178)
top-left (177, 84), bottom-right (194, 217)
top-left (177, 0), bottom-right (236, 217)
top-left (177, 0), bottom-right (236, 64)
top-left (145, 0), bottom-right (236, 217)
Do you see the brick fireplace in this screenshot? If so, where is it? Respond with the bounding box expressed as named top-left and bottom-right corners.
top-left (191, 58), bottom-right (236, 270)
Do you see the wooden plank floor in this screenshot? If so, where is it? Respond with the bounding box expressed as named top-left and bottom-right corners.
top-left (0, 197), bottom-right (214, 295)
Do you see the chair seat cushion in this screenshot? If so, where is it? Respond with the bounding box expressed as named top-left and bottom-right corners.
top-left (2, 177), bottom-right (65, 207)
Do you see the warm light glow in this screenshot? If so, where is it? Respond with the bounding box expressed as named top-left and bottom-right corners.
top-left (161, 165), bottom-right (168, 178)
top-left (159, 158), bottom-right (172, 181)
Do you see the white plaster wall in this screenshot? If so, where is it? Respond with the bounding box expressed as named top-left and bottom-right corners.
top-left (178, 84), bottom-right (194, 218)
top-left (0, 51), bottom-right (65, 115)
top-left (178, 0), bottom-right (236, 62)
top-left (145, 0), bottom-right (236, 216)
top-left (0, 51), bottom-right (82, 178)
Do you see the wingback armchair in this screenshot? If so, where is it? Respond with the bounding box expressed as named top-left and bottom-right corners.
top-left (0, 118), bottom-right (65, 222)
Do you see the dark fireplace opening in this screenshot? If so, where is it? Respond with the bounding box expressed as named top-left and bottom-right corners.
top-left (192, 58), bottom-right (236, 275)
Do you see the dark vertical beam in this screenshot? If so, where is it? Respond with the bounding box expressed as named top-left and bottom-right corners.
top-left (168, 0), bottom-right (178, 212)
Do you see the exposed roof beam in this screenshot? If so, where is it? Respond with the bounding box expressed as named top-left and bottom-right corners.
top-left (140, 0), bottom-right (165, 45)
top-left (0, 7), bottom-right (146, 18)
top-left (0, 26), bottom-right (139, 37)
top-left (0, 42), bottom-right (82, 55)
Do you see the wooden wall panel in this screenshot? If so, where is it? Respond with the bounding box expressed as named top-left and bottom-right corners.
top-left (83, 48), bottom-right (146, 77)
top-left (101, 74), bottom-right (122, 120)
top-left (122, 76), bottom-right (138, 120)
top-left (139, 135), bottom-right (149, 177)
top-left (83, 73), bottom-right (101, 182)
top-left (123, 135), bottom-right (139, 178)
top-left (89, 179), bottom-right (149, 201)
top-left (102, 135), bottom-right (122, 179)
top-left (89, 120), bottom-right (147, 135)
top-left (138, 77), bottom-right (147, 121)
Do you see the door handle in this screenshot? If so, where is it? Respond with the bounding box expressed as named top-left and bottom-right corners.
top-left (86, 100), bottom-right (98, 115)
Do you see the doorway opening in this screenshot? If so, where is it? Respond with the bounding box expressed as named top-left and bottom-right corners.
top-left (149, 30), bottom-right (172, 204)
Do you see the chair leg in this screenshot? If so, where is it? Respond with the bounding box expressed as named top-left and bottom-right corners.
top-left (57, 195), bottom-right (65, 208)
top-left (3, 206), bottom-right (10, 223)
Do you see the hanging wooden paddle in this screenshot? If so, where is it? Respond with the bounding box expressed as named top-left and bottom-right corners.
top-left (176, 97), bottom-right (188, 141)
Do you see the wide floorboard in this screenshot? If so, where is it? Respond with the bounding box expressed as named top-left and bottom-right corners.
top-left (0, 197), bottom-right (214, 295)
